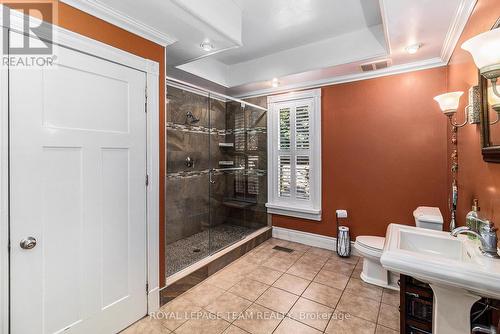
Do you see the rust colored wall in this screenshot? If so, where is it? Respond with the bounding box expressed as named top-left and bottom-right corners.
top-left (45, 2), bottom-right (167, 286)
top-left (273, 68), bottom-right (449, 238)
top-left (447, 0), bottom-right (500, 229)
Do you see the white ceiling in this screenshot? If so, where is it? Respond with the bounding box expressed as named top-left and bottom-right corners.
top-left (66, 0), bottom-right (477, 97)
top-left (217, 0), bottom-right (383, 65)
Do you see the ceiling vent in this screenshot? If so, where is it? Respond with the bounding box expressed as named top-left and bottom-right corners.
top-left (360, 59), bottom-right (392, 72)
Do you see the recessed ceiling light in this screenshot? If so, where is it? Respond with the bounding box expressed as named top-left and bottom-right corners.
top-left (405, 43), bottom-right (422, 54)
top-left (200, 40), bottom-right (214, 52)
top-left (272, 78), bottom-right (279, 87)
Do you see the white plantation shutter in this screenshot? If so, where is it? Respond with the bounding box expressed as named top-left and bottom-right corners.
top-left (277, 102), bottom-right (312, 201)
top-left (267, 89), bottom-right (321, 221)
top-left (278, 155), bottom-right (291, 197)
top-left (296, 156), bottom-right (310, 200)
top-left (278, 106), bottom-right (291, 198)
top-left (295, 105), bottom-right (310, 150)
top-left (294, 103), bottom-right (311, 201)
top-left (279, 107), bottom-right (291, 150)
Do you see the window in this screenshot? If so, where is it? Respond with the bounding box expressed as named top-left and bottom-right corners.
top-left (267, 89), bottom-right (321, 221)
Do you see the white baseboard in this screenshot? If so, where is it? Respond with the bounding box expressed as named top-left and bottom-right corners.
top-left (272, 226), bottom-right (359, 256)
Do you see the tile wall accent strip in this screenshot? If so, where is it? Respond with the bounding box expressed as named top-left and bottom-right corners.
top-left (166, 122), bottom-right (267, 136)
top-left (226, 127), bottom-right (267, 135)
top-left (166, 122), bottom-right (226, 136)
top-left (166, 169), bottom-right (267, 179)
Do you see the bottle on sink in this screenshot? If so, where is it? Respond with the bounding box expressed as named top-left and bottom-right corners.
top-left (465, 199), bottom-right (480, 240)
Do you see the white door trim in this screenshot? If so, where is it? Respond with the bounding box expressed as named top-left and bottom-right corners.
top-left (0, 6), bottom-right (161, 333)
top-left (146, 60), bottom-right (161, 314)
top-left (0, 24), bottom-right (9, 334)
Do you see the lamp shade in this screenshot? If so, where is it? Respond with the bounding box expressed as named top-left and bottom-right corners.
top-left (488, 86), bottom-right (500, 110)
top-left (434, 92), bottom-right (464, 115)
top-left (462, 28), bottom-right (500, 74)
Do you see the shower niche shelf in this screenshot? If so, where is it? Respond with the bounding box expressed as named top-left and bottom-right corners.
top-left (218, 143), bottom-right (234, 148)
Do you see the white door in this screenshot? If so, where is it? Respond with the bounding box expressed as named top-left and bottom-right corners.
top-left (9, 31), bottom-right (148, 334)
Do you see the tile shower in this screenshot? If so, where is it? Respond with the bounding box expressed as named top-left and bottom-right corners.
top-left (165, 81), bottom-right (268, 277)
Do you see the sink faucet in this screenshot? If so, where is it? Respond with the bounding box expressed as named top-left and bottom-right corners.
top-left (451, 218), bottom-right (500, 258)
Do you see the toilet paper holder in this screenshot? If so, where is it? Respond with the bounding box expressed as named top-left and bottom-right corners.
top-left (336, 209), bottom-right (351, 258)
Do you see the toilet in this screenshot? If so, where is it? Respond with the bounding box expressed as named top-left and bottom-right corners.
top-left (354, 206), bottom-right (443, 290)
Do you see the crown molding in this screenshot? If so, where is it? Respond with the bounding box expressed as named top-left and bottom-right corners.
top-left (60, 0), bottom-right (177, 46)
top-left (440, 0), bottom-right (477, 64)
top-left (1, 5), bottom-right (160, 75)
top-left (378, 0), bottom-right (392, 55)
top-left (234, 57), bottom-right (446, 99)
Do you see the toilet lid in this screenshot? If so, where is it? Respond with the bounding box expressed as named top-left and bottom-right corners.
top-left (356, 236), bottom-right (385, 251)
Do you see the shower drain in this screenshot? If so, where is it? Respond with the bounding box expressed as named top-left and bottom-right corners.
top-left (192, 248), bottom-right (201, 253)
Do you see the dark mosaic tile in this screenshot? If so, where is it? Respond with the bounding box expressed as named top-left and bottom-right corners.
top-left (165, 225), bottom-right (261, 276)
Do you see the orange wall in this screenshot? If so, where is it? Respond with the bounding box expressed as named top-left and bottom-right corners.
top-left (273, 68), bottom-right (449, 238)
top-left (47, 2), bottom-right (167, 286)
top-left (447, 0), bottom-right (500, 230)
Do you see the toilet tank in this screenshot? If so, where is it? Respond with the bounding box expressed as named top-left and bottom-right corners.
top-left (413, 207), bottom-right (443, 231)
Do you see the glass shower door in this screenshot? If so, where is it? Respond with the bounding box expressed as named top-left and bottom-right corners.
top-left (207, 92), bottom-right (228, 253)
top-left (164, 81), bottom-right (268, 279)
top-left (165, 83), bottom-right (211, 277)
top-left (208, 95), bottom-right (268, 255)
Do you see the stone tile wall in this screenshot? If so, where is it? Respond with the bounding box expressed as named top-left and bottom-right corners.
top-left (166, 86), bottom-right (268, 245)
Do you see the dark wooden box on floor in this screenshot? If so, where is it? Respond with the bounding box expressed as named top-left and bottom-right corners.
top-left (400, 274), bottom-right (500, 333)
top-left (400, 274), bottom-right (433, 333)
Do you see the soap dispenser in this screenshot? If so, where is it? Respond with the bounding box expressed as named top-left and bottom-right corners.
top-left (466, 199), bottom-right (480, 240)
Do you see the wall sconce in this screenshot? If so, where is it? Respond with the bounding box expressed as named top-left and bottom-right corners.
top-left (434, 89), bottom-right (480, 127)
top-left (467, 86), bottom-right (481, 124)
top-left (434, 92), bottom-right (465, 232)
top-left (462, 28), bottom-right (500, 98)
top-left (488, 86), bottom-right (500, 125)
top-left (434, 92), bottom-right (467, 127)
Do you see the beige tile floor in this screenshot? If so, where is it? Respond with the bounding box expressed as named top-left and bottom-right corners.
top-left (122, 238), bottom-right (400, 334)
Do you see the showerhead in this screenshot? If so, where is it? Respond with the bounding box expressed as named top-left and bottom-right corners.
top-left (186, 111), bottom-right (200, 124)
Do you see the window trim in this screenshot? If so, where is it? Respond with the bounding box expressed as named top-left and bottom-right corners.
top-left (266, 89), bottom-right (322, 221)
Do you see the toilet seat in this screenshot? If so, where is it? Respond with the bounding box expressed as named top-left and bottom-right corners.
top-left (356, 236), bottom-right (384, 252)
top-left (355, 236), bottom-right (385, 259)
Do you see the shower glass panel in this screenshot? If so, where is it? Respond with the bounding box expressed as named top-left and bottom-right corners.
top-left (165, 84), bottom-right (211, 277)
top-left (208, 96), bottom-right (268, 254)
top-left (165, 81), bottom-right (268, 278)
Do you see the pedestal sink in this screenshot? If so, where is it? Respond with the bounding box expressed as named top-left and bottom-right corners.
top-left (380, 224), bottom-right (500, 334)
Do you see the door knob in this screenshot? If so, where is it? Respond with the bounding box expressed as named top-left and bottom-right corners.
top-left (20, 237), bottom-right (37, 250)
